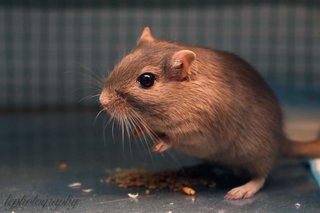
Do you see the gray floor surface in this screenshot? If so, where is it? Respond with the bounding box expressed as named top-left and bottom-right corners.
top-left (0, 110), bottom-right (319, 213)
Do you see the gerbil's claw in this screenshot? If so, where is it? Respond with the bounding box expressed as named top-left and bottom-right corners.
top-left (224, 177), bottom-right (265, 200)
top-left (151, 140), bottom-right (171, 153)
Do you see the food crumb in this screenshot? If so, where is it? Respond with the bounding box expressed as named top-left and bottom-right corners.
top-left (166, 211), bottom-right (172, 213)
top-left (128, 193), bottom-right (139, 199)
top-left (58, 162), bottom-right (68, 171)
top-left (182, 187), bottom-right (196, 196)
top-left (82, 188), bottom-right (93, 193)
top-left (169, 202), bottom-right (174, 205)
top-left (295, 203), bottom-right (301, 209)
top-left (68, 182), bottom-right (81, 188)
top-left (106, 167), bottom-right (216, 196)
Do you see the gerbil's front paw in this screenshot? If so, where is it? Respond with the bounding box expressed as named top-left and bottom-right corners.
top-left (151, 141), bottom-right (171, 153)
top-left (224, 177), bottom-right (265, 200)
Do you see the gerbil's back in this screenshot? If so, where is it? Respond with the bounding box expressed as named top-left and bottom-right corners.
top-left (192, 46), bottom-right (282, 124)
top-left (188, 46), bottom-right (284, 173)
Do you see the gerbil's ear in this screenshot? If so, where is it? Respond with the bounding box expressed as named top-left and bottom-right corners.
top-left (137, 27), bottom-right (155, 45)
top-left (166, 50), bottom-right (196, 81)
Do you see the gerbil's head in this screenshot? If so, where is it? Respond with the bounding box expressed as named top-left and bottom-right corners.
top-left (100, 27), bottom-right (202, 137)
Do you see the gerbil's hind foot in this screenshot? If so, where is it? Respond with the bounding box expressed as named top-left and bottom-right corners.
top-left (225, 177), bottom-right (265, 200)
top-left (151, 140), bottom-right (171, 153)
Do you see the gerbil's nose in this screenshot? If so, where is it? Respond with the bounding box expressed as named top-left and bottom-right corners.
top-left (99, 90), bottom-right (110, 108)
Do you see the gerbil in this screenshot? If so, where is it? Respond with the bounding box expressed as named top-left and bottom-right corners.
top-left (99, 27), bottom-right (320, 199)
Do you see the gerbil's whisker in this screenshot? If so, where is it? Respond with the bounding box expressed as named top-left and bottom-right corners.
top-left (65, 64), bottom-right (105, 99)
top-left (110, 118), bottom-right (115, 143)
top-left (129, 111), bottom-right (183, 166)
top-left (124, 119), bottom-right (131, 141)
top-left (132, 111), bottom-right (160, 142)
top-left (163, 150), bottom-right (183, 168)
top-left (95, 108), bottom-right (105, 122)
top-left (102, 114), bottom-right (115, 146)
top-left (103, 117), bottom-right (109, 146)
top-left (72, 86), bottom-right (102, 93)
top-left (129, 110), bottom-right (162, 164)
top-left (76, 63), bottom-right (105, 88)
top-left (63, 68), bottom-right (102, 86)
top-left (79, 94), bottom-right (101, 103)
top-left (106, 114), bottom-right (114, 125)
top-left (120, 118), bottom-right (125, 152)
top-left (127, 114), bottom-right (148, 146)
top-left (125, 119), bottom-right (133, 155)
top-left (130, 115), bottom-right (154, 162)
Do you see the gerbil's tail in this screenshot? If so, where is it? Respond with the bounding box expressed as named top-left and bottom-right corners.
top-left (283, 138), bottom-right (320, 158)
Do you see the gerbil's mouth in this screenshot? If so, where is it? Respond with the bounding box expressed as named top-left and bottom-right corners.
top-left (100, 102), bottom-right (161, 142)
top-left (102, 102), bottom-right (130, 121)
top-left (99, 89), bottom-right (127, 119)
top-left (99, 89), bottom-right (163, 142)
top-left (99, 90), bottom-right (110, 109)
top-left (105, 107), bottom-right (161, 143)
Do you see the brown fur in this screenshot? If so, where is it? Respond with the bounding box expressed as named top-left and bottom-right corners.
top-left (100, 27), bottom-right (320, 198)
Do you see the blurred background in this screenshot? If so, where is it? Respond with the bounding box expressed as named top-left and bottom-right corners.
top-left (0, 0), bottom-right (319, 212)
top-left (0, 0), bottom-right (319, 111)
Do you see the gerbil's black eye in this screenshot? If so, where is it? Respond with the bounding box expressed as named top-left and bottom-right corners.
top-left (138, 72), bottom-right (155, 88)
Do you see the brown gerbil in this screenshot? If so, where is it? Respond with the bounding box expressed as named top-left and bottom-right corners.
top-left (99, 27), bottom-right (320, 199)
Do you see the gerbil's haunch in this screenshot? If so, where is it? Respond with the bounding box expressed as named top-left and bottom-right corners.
top-left (99, 27), bottom-right (320, 199)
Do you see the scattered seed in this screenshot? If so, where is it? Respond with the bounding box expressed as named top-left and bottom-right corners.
top-left (68, 182), bottom-right (81, 188)
top-left (295, 203), bottom-right (301, 209)
top-left (82, 188), bottom-right (93, 193)
top-left (106, 167), bottom-right (216, 196)
top-left (182, 187), bottom-right (196, 196)
top-left (128, 193), bottom-right (139, 199)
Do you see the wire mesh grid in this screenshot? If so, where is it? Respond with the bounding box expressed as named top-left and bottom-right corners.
top-left (0, 0), bottom-right (319, 110)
